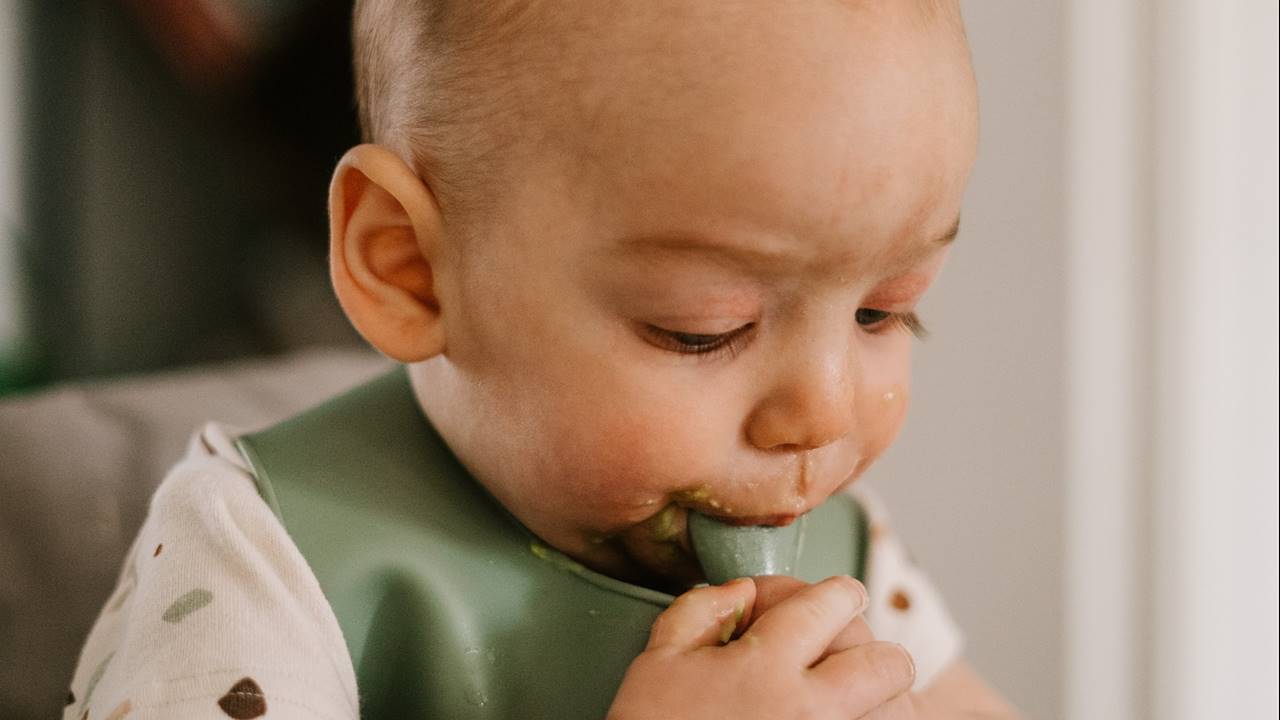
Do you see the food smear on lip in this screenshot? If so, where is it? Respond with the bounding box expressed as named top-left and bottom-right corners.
top-left (646, 505), bottom-right (682, 543)
top-left (670, 486), bottom-right (808, 527)
top-left (672, 486), bottom-right (732, 514)
top-left (673, 486), bottom-right (712, 504)
top-left (646, 507), bottom-right (697, 571)
top-left (718, 512), bottom-right (800, 527)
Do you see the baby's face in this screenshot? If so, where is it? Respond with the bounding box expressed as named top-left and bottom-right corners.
top-left (414, 0), bottom-right (977, 589)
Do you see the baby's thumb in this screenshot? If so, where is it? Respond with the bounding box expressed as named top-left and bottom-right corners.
top-left (646, 577), bottom-right (757, 652)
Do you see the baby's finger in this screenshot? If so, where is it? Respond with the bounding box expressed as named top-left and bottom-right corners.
top-left (825, 614), bottom-right (876, 658)
top-left (856, 693), bottom-right (920, 720)
top-left (748, 574), bottom-right (810, 622)
top-left (743, 575), bottom-right (867, 665)
top-left (646, 578), bottom-right (756, 652)
top-left (750, 576), bottom-right (875, 659)
top-left (812, 640), bottom-right (916, 717)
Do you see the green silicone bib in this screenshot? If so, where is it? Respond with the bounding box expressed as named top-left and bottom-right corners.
top-left (236, 367), bottom-right (868, 719)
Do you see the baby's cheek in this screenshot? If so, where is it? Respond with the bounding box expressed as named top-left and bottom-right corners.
top-left (852, 336), bottom-right (914, 461)
top-left (855, 379), bottom-right (911, 468)
top-left (550, 397), bottom-right (712, 515)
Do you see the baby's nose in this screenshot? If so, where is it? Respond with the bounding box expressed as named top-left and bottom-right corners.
top-left (744, 344), bottom-right (857, 451)
top-left (745, 396), bottom-right (854, 451)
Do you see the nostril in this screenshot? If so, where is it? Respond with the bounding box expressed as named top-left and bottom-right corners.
top-left (744, 403), bottom-right (852, 453)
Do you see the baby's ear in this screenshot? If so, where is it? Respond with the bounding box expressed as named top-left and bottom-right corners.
top-left (328, 144), bottom-right (446, 362)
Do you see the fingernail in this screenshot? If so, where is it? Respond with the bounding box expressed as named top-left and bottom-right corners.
top-left (898, 643), bottom-right (917, 684)
top-left (851, 579), bottom-right (869, 613)
top-left (826, 575), bottom-right (867, 612)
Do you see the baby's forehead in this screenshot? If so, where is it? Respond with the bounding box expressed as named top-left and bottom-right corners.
top-left (362, 0), bottom-right (973, 248)
top-left (523, 0), bottom-right (962, 83)
top-left (512, 3), bottom-right (974, 257)
top-left (596, 214), bottom-right (959, 292)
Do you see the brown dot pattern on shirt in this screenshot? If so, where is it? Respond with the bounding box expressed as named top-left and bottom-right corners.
top-left (890, 589), bottom-right (912, 611)
top-left (153, 543), bottom-right (163, 557)
top-left (66, 690), bottom-right (75, 706)
top-left (218, 677), bottom-right (267, 719)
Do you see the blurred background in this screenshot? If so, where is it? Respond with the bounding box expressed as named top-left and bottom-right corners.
top-left (1, 1), bottom-right (1276, 719)
top-left (0, 0), bottom-right (361, 393)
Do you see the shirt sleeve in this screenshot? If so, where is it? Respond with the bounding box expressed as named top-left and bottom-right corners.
top-left (63, 424), bottom-right (359, 720)
top-left (848, 485), bottom-right (965, 690)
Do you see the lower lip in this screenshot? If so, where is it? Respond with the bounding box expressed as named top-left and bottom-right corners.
top-left (706, 512), bottom-right (801, 528)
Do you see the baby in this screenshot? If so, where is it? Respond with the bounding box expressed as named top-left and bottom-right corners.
top-left (67, 1), bottom-right (1019, 718)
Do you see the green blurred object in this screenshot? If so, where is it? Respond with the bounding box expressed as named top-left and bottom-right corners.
top-left (0, 338), bottom-right (46, 395)
top-left (7, 0), bottom-right (359, 397)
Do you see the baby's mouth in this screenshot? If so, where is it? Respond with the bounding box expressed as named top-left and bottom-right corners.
top-left (696, 511), bottom-right (802, 527)
top-left (623, 500), bottom-right (810, 589)
top-left (685, 509), bottom-right (808, 584)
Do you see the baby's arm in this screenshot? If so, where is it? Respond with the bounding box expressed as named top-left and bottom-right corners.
top-left (915, 660), bottom-right (1022, 718)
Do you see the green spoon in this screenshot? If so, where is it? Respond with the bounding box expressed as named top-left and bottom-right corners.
top-left (687, 511), bottom-right (807, 584)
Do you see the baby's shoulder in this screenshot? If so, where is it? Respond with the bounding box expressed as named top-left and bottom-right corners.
top-left (63, 423), bottom-right (358, 720)
top-left (147, 422), bottom-right (259, 509)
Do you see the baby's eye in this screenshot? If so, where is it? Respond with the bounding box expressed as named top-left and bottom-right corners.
top-left (642, 323), bottom-right (755, 357)
top-left (855, 308), bottom-right (893, 327)
top-left (856, 308), bottom-right (928, 338)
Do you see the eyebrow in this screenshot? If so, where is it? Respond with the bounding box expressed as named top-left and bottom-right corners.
top-left (615, 215), bottom-right (961, 277)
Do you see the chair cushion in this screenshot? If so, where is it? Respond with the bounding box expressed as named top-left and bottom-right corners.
top-left (0, 348), bottom-right (389, 719)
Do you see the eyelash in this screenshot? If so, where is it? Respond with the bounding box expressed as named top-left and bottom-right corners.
top-left (854, 309), bottom-right (930, 339)
top-left (643, 323), bottom-right (757, 360)
top-left (645, 310), bottom-right (928, 358)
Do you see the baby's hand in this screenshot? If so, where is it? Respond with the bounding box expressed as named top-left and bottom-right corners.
top-left (608, 576), bottom-right (917, 719)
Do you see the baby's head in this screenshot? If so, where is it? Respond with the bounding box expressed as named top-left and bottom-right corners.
top-left (330, 0), bottom-right (978, 590)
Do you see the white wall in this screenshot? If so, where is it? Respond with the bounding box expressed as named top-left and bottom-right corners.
top-left (1065, 1), bottom-right (1279, 718)
top-left (1062, 2), bottom-right (1280, 719)
top-left (1147, 5), bottom-right (1279, 716)
top-left (865, 2), bottom-right (1065, 717)
top-left (868, 2), bottom-right (1279, 719)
